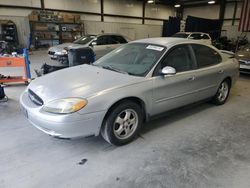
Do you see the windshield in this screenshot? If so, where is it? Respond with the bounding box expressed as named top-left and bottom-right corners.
top-left (73, 35), bottom-right (96, 45)
top-left (172, 33), bottom-right (189, 38)
top-left (94, 43), bottom-right (166, 76)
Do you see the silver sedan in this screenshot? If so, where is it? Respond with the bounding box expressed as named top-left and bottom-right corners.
top-left (48, 34), bottom-right (127, 60)
top-left (20, 38), bottom-right (239, 145)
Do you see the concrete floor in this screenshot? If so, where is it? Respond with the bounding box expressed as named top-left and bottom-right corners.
top-left (1, 51), bottom-right (250, 188)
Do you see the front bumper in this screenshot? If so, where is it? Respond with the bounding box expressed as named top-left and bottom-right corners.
top-left (239, 60), bottom-right (250, 74)
top-left (20, 91), bottom-right (106, 138)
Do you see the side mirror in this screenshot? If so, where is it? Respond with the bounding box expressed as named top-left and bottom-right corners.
top-left (160, 66), bottom-right (176, 75)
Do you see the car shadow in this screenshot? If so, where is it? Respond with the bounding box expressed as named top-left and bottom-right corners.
top-left (240, 73), bottom-right (250, 80)
top-left (51, 130), bottom-right (116, 152)
top-left (61, 100), bottom-right (214, 150)
top-left (141, 101), bottom-right (214, 135)
top-left (49, 78), bottom-right (243, 150)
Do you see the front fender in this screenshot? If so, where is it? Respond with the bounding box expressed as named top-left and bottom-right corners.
top-left (77, 79), bottom-right (154, 117)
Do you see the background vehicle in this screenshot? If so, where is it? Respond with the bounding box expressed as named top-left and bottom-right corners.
top-left (235, 43), bottom-right (250, 74)
top-left (48, 33), bottom-right (128, 61)
top-left (172, 32), bottom-right (212, 45)
top-left (36, 47), bottom-right (95, 77)
top-left (212, 36), bottom-right (249, 52)
top-left (20, 38), bottom-right (238, 146)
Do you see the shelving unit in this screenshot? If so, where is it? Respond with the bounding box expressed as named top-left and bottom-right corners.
top-left (28, 10), bottom-right (85, 49)
top-left (29, 21), bottom-right (84, 48)
top-left (0, 20), bottom-right (18, 45)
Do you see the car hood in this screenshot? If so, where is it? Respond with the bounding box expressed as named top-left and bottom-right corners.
top-left (49, 43), bottom-right (88, 52)
top-left (28, 65), bottom-right (142, 104)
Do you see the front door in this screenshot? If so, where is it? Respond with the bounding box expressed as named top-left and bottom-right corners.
top-left (152, 44), bottom-right (199, 115)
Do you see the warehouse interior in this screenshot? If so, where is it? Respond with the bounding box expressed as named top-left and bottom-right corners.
top-left (0, 0), bottom-right (250, 187)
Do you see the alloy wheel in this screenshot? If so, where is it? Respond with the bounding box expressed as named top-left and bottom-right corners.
top-left (113, 109), bottom-right (138, 140)
top-left (217, 81), bottom-right (229, 102)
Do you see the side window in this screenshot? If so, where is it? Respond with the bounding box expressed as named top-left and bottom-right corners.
top-left (112, 35), bottom-right (127, 44)
top-left (203, 34), bottom-right (210, 39)
top-left (96, 36), bottom-right (108, 45)
top-left (192, 44), bottom-right (222, 68)
top-left (189, 34), bottom-right (202, 40)
top-left (106, 36), bottom-right (118, 44)
top-left (159, 45), bottom-right (194, 73)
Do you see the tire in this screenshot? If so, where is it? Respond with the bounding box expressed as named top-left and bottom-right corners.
top-left (212, 79), bottom-right (231, 105)
top-left (101, 101), bottom-right (143, 146)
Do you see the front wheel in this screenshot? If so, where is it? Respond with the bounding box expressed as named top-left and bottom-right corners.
top-left (101, 101), bottom-right (143, 146)
top-left (212, 80), bottom-right (231, 105)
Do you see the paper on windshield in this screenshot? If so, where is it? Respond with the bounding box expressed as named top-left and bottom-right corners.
top-left (146, 45), bottom-right (164, 51)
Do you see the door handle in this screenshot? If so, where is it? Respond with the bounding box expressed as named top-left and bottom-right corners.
top-left (188, 76), bottom-right (196, 81)
top-left (218, 70), bottom-right (224, 74)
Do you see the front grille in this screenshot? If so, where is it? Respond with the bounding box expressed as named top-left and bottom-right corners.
top-left (239, 60), bottom-right (250, 65)
top-left (28, 89), bottom-right (44, 106)
top-left (48, 51), bottom-right (55, 55)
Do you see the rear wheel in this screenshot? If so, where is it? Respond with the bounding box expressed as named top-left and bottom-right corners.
top-left (212, 79), bottom-right (231, 105)
top-left (101, 101), bottom-right (143, 146)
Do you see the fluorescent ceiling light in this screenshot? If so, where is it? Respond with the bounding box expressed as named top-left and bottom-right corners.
top-left (208, 1), bottom-right (215, 4)
top-left (147, 0), bottom-right (154, 3)
top-left (174, 4), bottom-right (181, 8)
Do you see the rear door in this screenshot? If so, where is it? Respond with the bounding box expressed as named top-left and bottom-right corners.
top-left (190, 44), bottom-right (224, 99)
top-left (93, 35), bottom-right (127, 59)
top-left (105, 35), bottom-right (123, 52)
top-left (152, 44), bottom-right (199, 115)
top-left (92, 36), bottom-right (109, 59)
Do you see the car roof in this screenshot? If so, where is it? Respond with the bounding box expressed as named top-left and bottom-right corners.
top-left (97, 33), bottom-right (124, 37)
top-left (131, 37), bottom-right (201, 47)
top-left (176, 32), bottom-right (209, 35)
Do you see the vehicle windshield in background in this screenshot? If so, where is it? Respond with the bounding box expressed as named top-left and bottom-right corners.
top-left (73, 35), bottom-right (96, 45)
top-left (172, 33), bottom-right (189, 38)
top-left (189, 34), bottom-right (206, 40)
top-left (242, 44), bottom-right (250, 51)
top-left (94, 43), bottom-right (166, 77)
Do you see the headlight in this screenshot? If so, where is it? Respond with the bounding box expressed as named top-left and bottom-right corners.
top-left (42, 98), bottom-right (87, 114)
top-left (55, 49), bottom-right (68, 56)
top-left (62, 49), bottom-right (68, 54)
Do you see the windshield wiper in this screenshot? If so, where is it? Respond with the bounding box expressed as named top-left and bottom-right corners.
top-left (101, 65), bottom-right (128, 75)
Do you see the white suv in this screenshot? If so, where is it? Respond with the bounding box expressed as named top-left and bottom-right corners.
top-left (172, 32), bottom-right (212, 45)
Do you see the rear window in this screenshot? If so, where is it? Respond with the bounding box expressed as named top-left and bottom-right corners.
top-left (112, 35), bottom-right (127, 44)
top-left (192, 44), bottom-right (222, 68)
top-left (190, 34), bottom-right (210, 40)
top-left (203, 34), bottom-right (210, 39)
top-left (189, 34), bottom-right (202, 40)
top-left (172, 33), bottom-right (189, 38)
